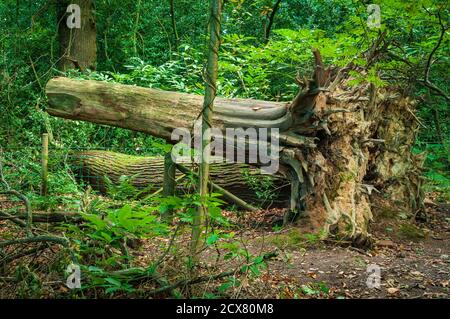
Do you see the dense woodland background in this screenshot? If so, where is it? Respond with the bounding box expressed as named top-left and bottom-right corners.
top-left (0, 0), bottom-right (448, 299)
top-left (1, 0), bottom-right (448, 194)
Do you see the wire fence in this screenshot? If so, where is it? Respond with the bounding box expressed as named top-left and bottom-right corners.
top-left (0, 140), bottom-right (175, 213)
top-left (1, 145), bottom-right (163, 192)
top-left (0, 136), bottom-right (292, 215)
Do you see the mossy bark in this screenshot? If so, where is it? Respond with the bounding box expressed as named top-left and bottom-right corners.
top-left (69, 150), bottom-right (290, 207)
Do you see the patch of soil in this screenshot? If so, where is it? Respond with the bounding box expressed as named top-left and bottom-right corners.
top-left (225, 198), bottom-right (449, 299)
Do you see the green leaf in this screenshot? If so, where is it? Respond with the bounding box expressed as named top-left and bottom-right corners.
top-left (206, 234), bottom-right (219, 246)
top-left (249, 264), bottom-right (261, 277)
top-left (100, 231), bottom-right (113, 243)
top-left (105, 277), bottom-right (122, 287)
top-left (301, 284), bottom-right (318, 296)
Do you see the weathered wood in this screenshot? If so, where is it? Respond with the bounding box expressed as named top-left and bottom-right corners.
top-left (57, 0), bottom-right (97, 71)
top-left (46, 77), bottom-right (296, 142)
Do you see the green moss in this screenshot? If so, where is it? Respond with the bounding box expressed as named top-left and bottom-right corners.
top-left (269, 230), bottom-right (321, 250)
top-left (398, 223), bottom-right (426, 241)
top-left (339, 171), bottom-right (356, 183)
top-left (379, 208), bottom-right (398, 219)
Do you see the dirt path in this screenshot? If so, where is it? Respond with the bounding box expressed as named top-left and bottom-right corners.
top-left (232, 201), bottom-right (449, 299)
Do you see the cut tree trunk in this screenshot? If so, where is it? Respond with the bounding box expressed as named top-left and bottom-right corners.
top-left (69, 150), bottom-right (290, 207)
top-left (57, 0), bottom-right (97, 71)
top-left (46, 51), bottom-right (424, 247)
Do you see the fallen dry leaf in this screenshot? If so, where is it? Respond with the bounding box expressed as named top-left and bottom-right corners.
top-left (377, 240), bottom-right (395, 248)
top-left (387, 287), bottom-right (400, 295)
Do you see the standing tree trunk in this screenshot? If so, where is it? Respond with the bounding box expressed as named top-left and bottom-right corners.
top-left (57, 0), bottom-right (97, 71)
top-left (264, 0), bottom-right (282, 43)
top-left (169, 0), bottom-right (179, 49)
top-left (191, 0), bottom-right (223, 256)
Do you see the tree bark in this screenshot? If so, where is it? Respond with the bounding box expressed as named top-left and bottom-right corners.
top-left (69, 150), bottom-right (290, 207)
top-left (0, 211), bottom-right (81, 223)
top-left (57, 0), bottom-right (97, 71)
top-left (46, 77), bottom-right (295, 142)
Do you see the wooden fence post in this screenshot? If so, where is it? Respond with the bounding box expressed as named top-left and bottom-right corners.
top-left (41, 133), bottom-right (49, 196)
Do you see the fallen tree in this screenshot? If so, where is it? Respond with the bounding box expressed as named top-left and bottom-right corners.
top-left (46, 51), bottom-right (424, 247)
top-left (69, 150), bottom-right (290, 207)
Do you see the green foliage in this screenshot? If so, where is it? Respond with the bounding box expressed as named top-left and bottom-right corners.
top-left (83, 266), bottom-right (138, 295)
top-left (61, 199), bottom-right (169, 294)
top-left (104, 175), bottom-right (154, 201)
top-left (81, 204), bottom-right (168, 246)
top-left (14, 265), bottom-right (42, 298)
top-left (242, 168), bottom-right (277, 206)
top-left (0, 0), bottom-right (448, 299)
top-left (299, 282), bottom-right (330, 297)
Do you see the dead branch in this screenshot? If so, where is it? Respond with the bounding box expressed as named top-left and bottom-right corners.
top-left (146, 251), bottom-right (277, 296)
top-left (175, 163), bottom-right (259, 212)
top-left (0, 235), bottom-right (69, 249)
top-left (422, 8), bottom-right (450, 101)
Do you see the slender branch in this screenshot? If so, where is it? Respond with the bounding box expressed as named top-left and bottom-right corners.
top-left (0, 235), bottom-right (69, 249)
top-left (147, 251), bottom-right (277, 296)
top-left (0, 245), bottom-right (47, 264)
top-left (153, 223), bottom-right (181, 268)
top-left (0, 211), bottom-right (27, 227)
top-left (0, 211), bottom-right (81, 223)
top-left (422, 9), bottom-right (450, 101)
top-left (0, 151), bottom-right (32, 236)
top-left (0, 190), bottom-right (32, 237)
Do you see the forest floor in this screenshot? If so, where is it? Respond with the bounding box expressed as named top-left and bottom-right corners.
top-left (0, 194), bottom-right (448, 299)
top-left (130, 194), bottom-right (449, 299)
top-left (215, 198), bottom-right (450, 299)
